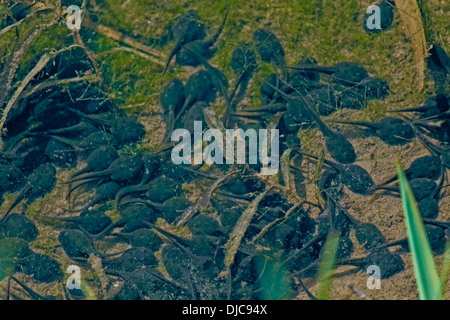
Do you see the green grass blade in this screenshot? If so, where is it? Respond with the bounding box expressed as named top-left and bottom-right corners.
top-left (256, 257), bottom-right (292, 300)
top-left (396, 163), bottom-right (443, 300)
top-left (317, 231), bottom-right (339, 300)
top-left (439, 240), bottom-right (450, 296)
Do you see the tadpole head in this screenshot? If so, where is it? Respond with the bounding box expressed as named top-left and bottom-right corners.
top-left (354, 223), bottom-right (386, 250)
top-left (45, 139), bottom-right (77, 168)
top-left (2, 213), bottom-right (38, 242)
top-left (160, 79), bottom-right (186, 115)
top-left (253, 29), bottom-right (285, 64)
top-left (331, 62), bottom-right (369, 83)
top-left (111, 117), bottom-right (146, 145)
top-left (18, 253), bottom-right (62, 283)
top-left (325, 133), bottom-right (357, 164)
top-left (231, 43), bottom-right (257, 75)
top-left (340, 164), bottom-right (375, 195)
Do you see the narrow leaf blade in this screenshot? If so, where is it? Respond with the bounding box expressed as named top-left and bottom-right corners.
top-left (396, 163), bottom-right (443, 300)
top-left (317, 231), bottom-right (339, 300)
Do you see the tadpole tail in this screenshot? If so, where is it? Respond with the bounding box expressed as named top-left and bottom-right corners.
top-left (65, 169), bottom-right (107, 185)
top-left (114, 232), bottom-right (132, 240)
top-left (10, 275), bottom-right (47, 300)
top-left (1, 185), bottom-right (30, 223)
top-left (98, 249), bottom-right (127, 259)
top-left (67, 107), bottom-right (115, 128)
top-left (3, 129), bottom-right (31, 152)
top-left (211, 1), bottom-right (231, 44)
top-left (377, 175), bottom-right (398, 187)
top-left (273, 55), bottom-right (288, 81)
top-left (89, 219), bottom-right (126, 239)
top-left (46, 135), bottom-right (79, 150)
top-left (326, 119), bottom-right (376, 130)
top-left (63, 194), bottom-right (105, 214)
top-left (117, 197), bottom-right (159, 210)
top-left (392, 105), bottom-right (430, 113)
top-left (163, 43), bottom-right (182, 75)
top-left (335, 256), bottom-right (366, 268)
top-left (284, 65), bottom-right (334, 74)
top-left (295, 91), bottom-right (335, 138)
top-left (70, 164), bottom-right (93, 179)
top-left (229, 69), bottom-right (253, 106)
top-left (67, 178), bottom-right (98, 201)
top-left (369, 239), bottom-right (407, 252)
top-left (410, 123), bottom-right (443, 157)
top-left (302, 152), bottom-right (342, 171)
top-left (173, 95), bottom-right (192, 125)
top-left (185, 270), bottom-right (199, 300)
top-left (114, 184), bottom-right (148, 210)
top-left (296, 278), bottom-right (319, 300)
top-left (422, 218), bottom-right (450, 229)
top-left (372, 186), bottom-right (400, 196)
top-left (44, 121), bottom-right (89, 136)
top-left (162, 109), bottom-right (175, 144)
top-left (144, 221), bottom-right (190, 247)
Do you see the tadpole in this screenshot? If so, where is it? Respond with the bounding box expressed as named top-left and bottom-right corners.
top-left (17, 253), bottom-right (62, 283)
top-left (416, 120), bottom-right (450, 143)
top-left (371, 225), bottom-right (446, 255)
top-left (172, 70), bottom-right (213, 126)
top-left (393, 94), bottom-right (449, 118)
top-left (229, 43), bottom-right (258, 110)
top-left (71, 145), bottom-right (119, 179)
top-left (44, 138), bottom-right (77, 168)
top-left (253, 29), bottom-right (286, 78)
top-left (288, 62), bottom-right (369, 85)
top-left (267, 82), bottom-right (357, 163)
top-left (176, 4), bottom-right (230, 67)
top-left (376, 177), bottom-right (439, 202)
top-left (183, 48), bottom-right (233, 124)
top-left (1, 162), bottom-right (56, 222)
top-left (115, 228), bottom-right (163, 252)
top-left (121, 196), bottom-right (190, 224)
top-left (90, 205), bottom-right (156, 238)
top-left (58, 229), bottom-right (121, 259)
top-left (67, 155), bottom-right (144, 185)
top-left (49, 131), bottom-right (118, 151)
top-left (67, 108), bottom-right (146, 145)
top-left (378, 155), bottom-right (442, 186)
top-left (355, 76), bottom-right (390, 100)
top-left (102, 247), bottom-right (157, 272)
top-left (0, 164), bottom-right (23, 194)
top-left (329, 116), bottom-right (415, 146)
top-left (68, 181), bottom-right (120, 213)
top-left (182, 101), bottom-right (207, 132)
top-left (160, 79), bottom-right (186, 140)
top-left (114, 155), bottom-right (161, 209)
top-left (429, 43), bottom-right (450, 74)
top-left (186, 214), bottom-right (224, 237)
top-left (292, 251), bottom-right (404, 279)
top-left (1, 213), bottom-right (38, 242)
top-left (163, 10), bottom-right (206, 74)
top-left (305, 154), bottom-right (375, 195)
top-left (51, 210), bottom-right (112, 235)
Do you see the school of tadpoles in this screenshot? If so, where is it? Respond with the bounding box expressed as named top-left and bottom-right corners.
top-left (0, 1), bottom-right (449, 300)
